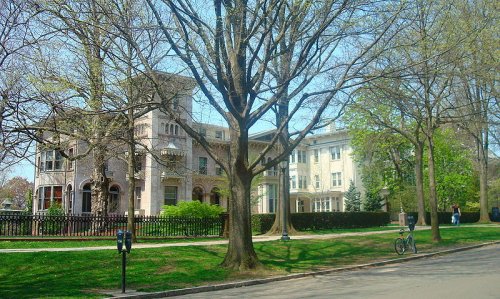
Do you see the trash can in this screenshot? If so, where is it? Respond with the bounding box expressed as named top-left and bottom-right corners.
top-left (407, 215), bottom-right (415, 231)
top-left (492, 207), bottom-right (500, 222)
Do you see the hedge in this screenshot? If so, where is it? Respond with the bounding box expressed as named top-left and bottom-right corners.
top-left (252, 212), bottom-right (391, 234)
top-left (406, 211), bottom-right (495, 224)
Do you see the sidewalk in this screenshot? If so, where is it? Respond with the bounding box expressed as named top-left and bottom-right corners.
top-left (0, 227), bottom-right (414, 253)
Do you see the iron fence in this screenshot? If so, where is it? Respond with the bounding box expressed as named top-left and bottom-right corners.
top-left (0, 213), bottom-right (226, 238)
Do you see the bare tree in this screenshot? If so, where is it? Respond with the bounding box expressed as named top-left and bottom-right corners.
top-left (0, 0), bottom-right (40, 171)
top-left (444, 0), bottom-right (498, 222)
top-left (121, 0), bottom-right (406, 270)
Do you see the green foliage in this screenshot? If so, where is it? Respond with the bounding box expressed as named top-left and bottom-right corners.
top-left (47, 203), bottom-right (64, 216)
top-left (427, 128), bottom-right (479, 211)
top-left (161, 201), bottom-right (224, 218)
top-left (363, 191), bottom-right (383, 211)
top-left (344, 180), bottom-right (361, 212)
top-left (406, 211), bottom-right (488, 224)
top-left (251, 212), bottom-right (391, 234)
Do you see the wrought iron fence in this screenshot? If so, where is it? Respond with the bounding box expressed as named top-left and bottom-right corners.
top-left (0, 213), bottom-right (226, 238)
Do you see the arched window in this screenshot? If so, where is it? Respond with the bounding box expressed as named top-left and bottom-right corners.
top-left (109, 185), bottom-right (120, 213)
top-left (82, 184), bottom-right (91, 214)
top-left (174, 125), bottom-right (179, 135)
top-left (170, 124), bottom-right (174, 135)
top-left (192, 187), bottom-right (204, 202)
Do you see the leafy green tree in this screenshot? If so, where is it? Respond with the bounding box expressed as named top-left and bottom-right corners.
top-left (363, 191), bottom-right (383, 211)
top-left (431, 129), bottom-right (479, 211)
top-left (344, 181), bottom-right (361, 212)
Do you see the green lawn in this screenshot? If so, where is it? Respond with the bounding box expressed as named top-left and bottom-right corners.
top-left (0, 237), bottom-right (223, 249)
top-left (0, 226), bottom-right (499, 298)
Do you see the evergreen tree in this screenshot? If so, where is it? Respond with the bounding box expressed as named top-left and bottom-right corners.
top-left (344, 181), bottom-right (361, 212)
top-left (363, 191), bottom-right (383, 211)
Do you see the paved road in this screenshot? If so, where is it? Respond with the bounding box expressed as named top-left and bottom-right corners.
top-left (171, 243), bottom-right (500, 299)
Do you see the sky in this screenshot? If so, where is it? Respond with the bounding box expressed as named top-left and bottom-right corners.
top-left (10, 160), bottom-right (35, 182)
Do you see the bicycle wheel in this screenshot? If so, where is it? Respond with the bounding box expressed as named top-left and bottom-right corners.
top-left (394, 238), bottom-right (405, 255)
top-left (407, 236), bottom-right (417, 254)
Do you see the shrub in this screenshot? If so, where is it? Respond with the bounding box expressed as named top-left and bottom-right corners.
top-left (251, 212), bottom-right (391, 234)
top-left (251, 214), bottom-right (275, 234)
top-left (160, 201), bottom-right (224, 218)
top-left (406, 211), bottom-right (481, 224)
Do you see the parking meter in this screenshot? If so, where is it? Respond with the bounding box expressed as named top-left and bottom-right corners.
top-left (117, 230), bottom-right (124, 253)
top-left (125, 231), bottom-right (132, 253)
top-left (407, 215), bottom-right (415, 231)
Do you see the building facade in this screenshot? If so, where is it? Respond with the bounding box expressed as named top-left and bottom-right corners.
top-left (33, 79), bottom-right (364, 215)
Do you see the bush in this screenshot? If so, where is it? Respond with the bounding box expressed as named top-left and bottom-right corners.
top-left (251, 212), bottom-right (391, 234)
top-left (251, 214), bottom-right (275, 234)
top-left (406, 211), bottom-right (481, 224)
top-left (161, 201), bottom-right (224, 218)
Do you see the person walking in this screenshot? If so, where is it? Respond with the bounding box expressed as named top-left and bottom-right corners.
top-left (452, 204), bottom-right (461, 226)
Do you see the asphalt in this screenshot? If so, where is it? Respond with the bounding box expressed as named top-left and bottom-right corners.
top-left (2, 224), bottom-right (499, 298)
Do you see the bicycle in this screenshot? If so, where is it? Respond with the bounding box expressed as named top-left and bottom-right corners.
top-left (394, 228), bottom-right (417, 255)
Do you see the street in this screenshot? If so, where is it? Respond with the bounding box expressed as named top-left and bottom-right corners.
top-left (171, 243), bottom-right (500, 299)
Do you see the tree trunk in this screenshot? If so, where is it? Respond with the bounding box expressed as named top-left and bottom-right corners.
top-left (91, 145), bottom-right (109, 216)
top-left (427, 134), bottom-right (441, 242)
top-left (414, 142), bottom-right (427, 225)
top-left (478, 151), bottom-right (490, 223)
top-left (221, 127), bottom-right (261, 270)
top-left (126, 114), bottom-right (137, 241)
top-left (267, 160), bottom-right (296, 236)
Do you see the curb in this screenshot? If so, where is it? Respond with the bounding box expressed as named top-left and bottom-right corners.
top-left (106, 240), bottom-right (500, 299)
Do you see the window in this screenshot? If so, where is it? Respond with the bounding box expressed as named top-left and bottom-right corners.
top-left (290, 150), bottom-right (296, 163)
top-left (82, 184), bottom-right (92, 213)
top-left (330, 146), bottom-right (341, 160)
top-left (199, 157), bottom-right (208, 174)
top-left (164, 186), bottom-right (177, 205)
top-left (291, 176), bottom-right (296, 189)
top-left (268, 184), bottom-right (277, 213)
top-left (314, 149), bottom-right (319, 163)
top-left (109, 186), bottom-right (120, 213)
top-left (315, 175), bottom-right (320, 189)
top-left (39, 150), bottom-right (64, 172)
top-left (332, 196), bottom-right (341, 211)
top-left (215, 130), bottom-right (223, 139)
top-left (172, 98), bottom-right (179, 110)
top-left (298, 176), bottom-right (303, 189)
top-left (297, 150), bottom-right (302, 163)
top-left (37, 186), bottom-right (63, 210)
top-left (216, 166), bottom-right (224, 176)
top-left (298, 176), bottom-right (307, 189)
top-left (135, 186), bottom-right (141, 209)
top-left (170, 124), bottom-right (175, 135)
top-left (301, 151), bottom-right (307, 163)
top-left (331, 172), bottom-right (342, 187)
top-left (199, 128), bottom-right (207, 137)
top-left (296, 199), bottom-right (305, 213)
top-left (312, 197), bottom-right (331, 212)
top-left (174, 125), bottom-right (179, 135)
top-left (67, 148), bottom-right (74, 170)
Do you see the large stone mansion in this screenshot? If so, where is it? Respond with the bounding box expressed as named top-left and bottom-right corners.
top-left (33, 75), bottom-right (364, 215)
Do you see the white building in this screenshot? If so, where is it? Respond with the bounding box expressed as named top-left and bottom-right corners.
top-left (33, 76), bottom-right (364, 215)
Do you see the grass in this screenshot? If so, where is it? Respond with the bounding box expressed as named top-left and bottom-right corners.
top-left (0, 226), bottom-right (498, 298)
top-left (0, 237), bottom-right (223, 249)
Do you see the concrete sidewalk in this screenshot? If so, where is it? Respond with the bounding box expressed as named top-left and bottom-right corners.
top-left (0, 227), bottom-right (414, 253)
top-left (1, 225), bottom-right (498, 253)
